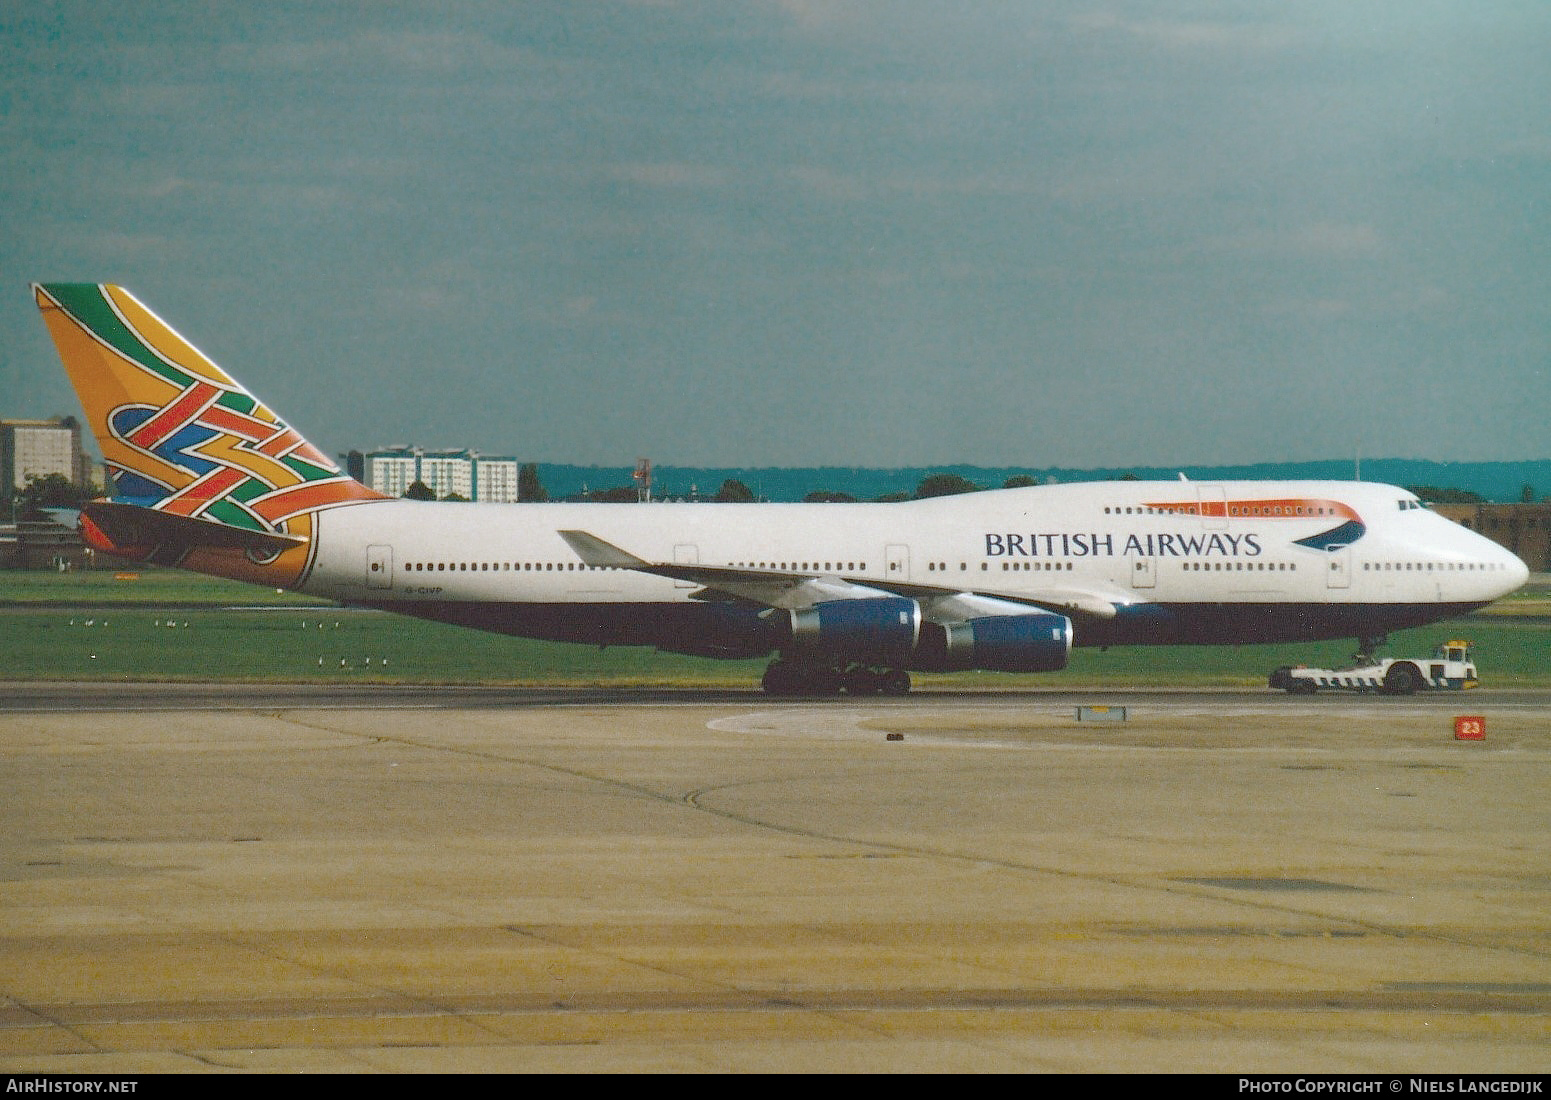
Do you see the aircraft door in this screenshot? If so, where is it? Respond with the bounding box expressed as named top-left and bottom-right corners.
top-left (366, 544), bottom-right (393, 590)
top-left (1131, 556), bottom-right (1157, 589)
top-left (673, 544), bottom-right (698, 588)
top-left (886, 544), bottom-right (910, 582)
top-left (1325, 545), bottom-right (1351, 590)
top-left (1198, 484), bottom-right (1229, 530)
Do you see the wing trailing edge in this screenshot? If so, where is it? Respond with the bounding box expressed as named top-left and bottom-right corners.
top-left (558, 529), bottom-right (1136, 622)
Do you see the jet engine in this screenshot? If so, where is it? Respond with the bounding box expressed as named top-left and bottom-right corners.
top-left (917, 612), bottom-right (1073, 672)
top-left (782, 596), bottom-right (922, 666)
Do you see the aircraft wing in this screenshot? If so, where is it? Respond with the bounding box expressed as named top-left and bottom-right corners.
top-left (558, 530), bottom-right (1136, 623)
top-left (558, 530), bottom-right (900, 609)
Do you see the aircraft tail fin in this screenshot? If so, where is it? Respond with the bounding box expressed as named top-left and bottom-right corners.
top-left (32, 283), bottom-right (387, 584)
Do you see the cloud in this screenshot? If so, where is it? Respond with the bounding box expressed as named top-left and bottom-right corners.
top-left (1067, 9), bottom-right (1303, 54)
top-left (607, 162), bottom-right (732, 190)
top-left (782, 163), bottom-right (1047, 203)
top-left (767, 0), bottom-right (880, 34)
top-left (234, 28), bottom-right (539, 79)
top-left (1210, 222), bottom-right (1385, 259)
top-left (5, 0), bottom-right (1547, 466)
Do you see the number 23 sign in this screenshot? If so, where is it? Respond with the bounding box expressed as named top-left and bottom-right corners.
top-left (1454, 716), bottom-right (1486, 741)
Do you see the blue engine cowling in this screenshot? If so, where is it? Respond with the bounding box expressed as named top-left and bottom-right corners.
top-left (931, 612), bottom-right (1073, 672)
top-left (785, 596), bottom-right (921, 666)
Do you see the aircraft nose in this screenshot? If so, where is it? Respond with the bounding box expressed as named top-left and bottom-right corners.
top-left (1503, 549), bottom-right (1531, 594)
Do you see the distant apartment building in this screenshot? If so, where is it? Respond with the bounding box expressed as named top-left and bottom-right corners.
top-left (365, 447), bottom-right (520, 502)
top-left (1, 416), bottom-right (86, 490)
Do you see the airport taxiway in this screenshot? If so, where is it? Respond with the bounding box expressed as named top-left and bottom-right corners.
top-left (1, 687), bottom-right (1547, 1072)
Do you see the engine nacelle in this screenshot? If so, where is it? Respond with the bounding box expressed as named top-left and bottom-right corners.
top-left (784, 596), bottom-right (922, 666)
top-left (929, 612), bottom-right (1073, 673)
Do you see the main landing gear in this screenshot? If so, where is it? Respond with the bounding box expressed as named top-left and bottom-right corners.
top-left (761, 659), bottom-right (912, 697)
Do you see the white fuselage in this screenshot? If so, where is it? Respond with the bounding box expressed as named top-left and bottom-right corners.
top-left (298, 480), bottom-right (1528, 652)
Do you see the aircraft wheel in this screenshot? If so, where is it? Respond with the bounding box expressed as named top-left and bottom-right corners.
top-left (763, 661), bottom-right (845, 696)
top-left (1383, 662), bottom-right (1421, 696)
top-left (879, 669), bottom-right (912, 696)
top-left (761, 661), bottom-right (801, 696)
top-left (843, 667), bottom-right (883, 695)
top-left (807, 667), bottom-right (844, 696)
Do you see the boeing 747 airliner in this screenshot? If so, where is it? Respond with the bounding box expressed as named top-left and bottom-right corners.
top-left (32, 283), bottom-right (1529, 694)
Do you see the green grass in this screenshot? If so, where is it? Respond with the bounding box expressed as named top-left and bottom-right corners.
top-left (2, 568), bottom-right (1547, 687)
top-left (0, 567), bottom-right (331, 606)
top-left (0, 607), bottom-right (769, 686)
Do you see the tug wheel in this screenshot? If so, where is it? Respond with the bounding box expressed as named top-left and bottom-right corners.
top-left (1383, 662), bottom-right (1422, 696)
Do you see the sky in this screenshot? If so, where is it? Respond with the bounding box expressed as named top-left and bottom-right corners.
top-left (2, 1), bottom-right (1548, 469)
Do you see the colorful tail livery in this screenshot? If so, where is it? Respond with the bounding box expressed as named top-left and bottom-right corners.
top-left (32, 283), bottom-right (386, 586)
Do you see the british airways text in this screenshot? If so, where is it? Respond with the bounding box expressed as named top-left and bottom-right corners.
top-left (984, 532), bottom-right (1264, 558)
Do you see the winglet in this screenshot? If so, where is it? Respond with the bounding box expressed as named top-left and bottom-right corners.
top-left (558, 530), bottom-right (650, 569)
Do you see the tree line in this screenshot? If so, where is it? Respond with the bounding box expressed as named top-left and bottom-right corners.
top-left (402, 471), bottom-right (1548, 505)
top-left (397, 468), bottom-right (1046, 504)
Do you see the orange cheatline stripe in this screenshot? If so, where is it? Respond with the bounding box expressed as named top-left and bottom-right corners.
top-left (1143, 497), bottom-right (1361, 520)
